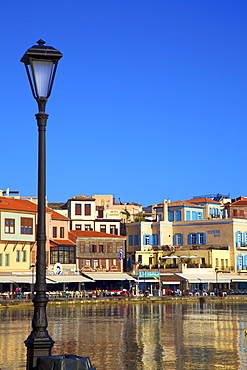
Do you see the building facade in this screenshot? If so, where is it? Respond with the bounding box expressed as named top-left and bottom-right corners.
top-left (69, 230), bottom-right (126, 272)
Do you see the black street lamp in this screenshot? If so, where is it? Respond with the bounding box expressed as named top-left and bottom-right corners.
top-left (30, 264), bottom-right (35, 297)
top-left (21, 40), bottom-right (63, 370)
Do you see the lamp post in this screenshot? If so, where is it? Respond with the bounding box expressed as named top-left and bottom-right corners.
top-left (30, 264), bottom-right (35, 297)
top-left (21, 40), bottom-right (63, 370)
top-left (215, 267), bottom-right (219, 296)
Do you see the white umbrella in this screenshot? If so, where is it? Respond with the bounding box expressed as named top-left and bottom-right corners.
top-left (161, 256), bottom-right (178, 259)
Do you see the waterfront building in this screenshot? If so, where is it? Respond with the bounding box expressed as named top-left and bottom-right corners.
top-left (49, 194), bottom-right (122, 235)
top-left (69, 229), bottom-right (126, 272)
top-left (126, 197), bottom-right (247, 274)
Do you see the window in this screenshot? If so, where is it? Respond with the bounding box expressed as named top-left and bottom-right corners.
top-left (5, 254), bottom-right (9, 266)
top-left (93, 260), bottom-right (98, 269)
top-left (99, 245), bottom-right (103, 253)
top-left (59, 227), bottom-right (64, 238)
top-left (110, 225), bottom-right (117, 235)
top-left (0, 254), bottom-right (2, 266)
top-left (85, 225), bottom-right (91, 231)
top-left (243, 232), bottom-right (247, 246)
top-left (186, 211), bottom-right (190, 221)
top-left (85, 260), bottom-right (90, 266)
top-left (53, 227), bottom-right (57, 238)
top-left (168, 211), bottom-right (174, 222)
top-left (236, 231), bottom-right (243, 248)
top-left (192, 211), bottom-right (197, 221)
top-left (237, 255), bottom-right (243, 270)
top-left (174, 234), bottom-right (183, 246)
top-left (92, 245), bottom-right (96, 253)
top-left (22, 250), bottom-right (26, 262)
top-left (5, 219), bottom-right (15, 234)
top-left (176, 211), bottom-right (181, 221)
top-left (75, 224), bottom-right (82, 230)
top-left (75, 203), bottom-right (82, 215)
top-left (129, 235), bottom-right (133, 246)
top-left (98, 209), bottom-right (104, 218)
top-left (198, 233), bottom-right (205, 244)
top-left (137, 255), bottom-right (142, 264)
top-left (85, 204), bottom-right (91, 216)
top-left (100, 225), bottom-right (106, 233)
top-left (143, 235), bottom-right (150, 245)
top-left (233, 209), bottom-right (238, 217)
top-left (21, 218), bottom-right (33, 234)
top-left (153, 234), bottom-right (159, 245)
top-left (50, 246), bottom-right (76, 264)
top-left (134, 234), bottom-right (139, 246)
top-left (191, 233), bottom-right (197, 244)
top-left (198, 212), bottom-right (203, 220)
top-left (16, 250), bottom-right (20, 262)
top-left (188, 233), bottom-right (206, 245)
top-left (215, 258), bottom-right (219, 267)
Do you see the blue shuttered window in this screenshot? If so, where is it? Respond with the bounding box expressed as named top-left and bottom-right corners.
top-left (174, 234), bottom-right (183, 246)
top-left (153, 234), bottom-right (159, 245)
top-left (134, 234), bottom-right (139, 246)
top-left (188, 233), bottom-right (206, 245)
top-left (129, 235), bottom-right (133, 246)
top-left (186, 211), bottom-right (190, 221)
top-left (236, 231), bottom-right (242, 248)
top-left (237, 255), bottom-right (243, 270)
top-left (243, 232), bottom-right (247, 246)
top-left (243, 255), bottom-right (247, 269)
top-left (188, 233), bottom-right (196, 245)
top-left (192, 211), bottom-right (197, 220)
top-left (176, 211), bottom-right (181, 221)
top-left (168, 211), bottom-right (174, 222)
top-left (143, 235), bottom-right (149, 245)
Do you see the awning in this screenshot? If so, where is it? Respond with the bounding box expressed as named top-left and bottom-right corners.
top-left (82, 272), bottom-right (135, 281)
top-left (161, 274), bottom-right (181, 285)
top-left (175, 272), bottom-right (247, 284)
top-left (46, 275), bottom-right (94, 283)
top-left (0, 275), bottom-right (56, 284)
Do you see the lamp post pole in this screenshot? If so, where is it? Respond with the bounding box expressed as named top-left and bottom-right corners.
top-left (30, 264), bottom-right (35, 297)
top-left (21, 40), bottom-right (63, 370)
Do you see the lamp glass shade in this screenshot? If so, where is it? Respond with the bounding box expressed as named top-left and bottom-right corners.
top-left (30, 59), bottom-right (54, 98)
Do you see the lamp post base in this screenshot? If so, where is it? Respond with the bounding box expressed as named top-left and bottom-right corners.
top-left (25, 336), bottom-right (54, 370)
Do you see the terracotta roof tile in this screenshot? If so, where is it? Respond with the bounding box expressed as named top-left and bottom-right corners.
top-left (51, 239), bottom-right (76, 246)
top-left (69, 230), bottom-right (125, 239)
top-left (0, 197), bottom-right (68, 220)
top-left (168, 201), bottom-right (203, 208)
top-left (228, 200), bottom-right (247, 206)
top-left (184, 198), bottom-right (221, 204)
top-left (0, 197), bottom-right (37, 213)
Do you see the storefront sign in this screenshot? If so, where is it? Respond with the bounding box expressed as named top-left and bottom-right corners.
top-left (138, 271), bottom-right (160, 278)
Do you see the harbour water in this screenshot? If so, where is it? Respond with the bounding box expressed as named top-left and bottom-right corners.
top-left (1, 300), bottom-right (247, 369)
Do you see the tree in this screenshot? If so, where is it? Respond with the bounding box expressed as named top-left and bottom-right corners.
top-left (121, 209), bottom-right (131, 221)
top-left (134, 217), bottom-right (146, 222)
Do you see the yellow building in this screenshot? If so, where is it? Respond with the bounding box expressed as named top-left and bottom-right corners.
top-left (126, 198), bottom-right (247, 273)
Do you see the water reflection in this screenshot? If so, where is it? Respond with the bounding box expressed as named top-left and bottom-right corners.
top-left (0, 302), bottom-right (247, 369)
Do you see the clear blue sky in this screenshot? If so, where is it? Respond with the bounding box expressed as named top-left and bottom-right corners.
top-left (1, 1), bottom-right (247, 206)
